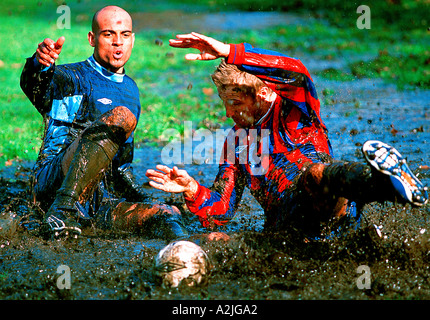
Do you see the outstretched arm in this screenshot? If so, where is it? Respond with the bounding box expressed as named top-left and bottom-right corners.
top-left (20, 36), bottom-right (65, 115)
top-left (169, 32), bottom-right (230, 61)
top-left (171, 33), bottom-right (328, 133)
top-left (146, 161), bottom-right (245, 229)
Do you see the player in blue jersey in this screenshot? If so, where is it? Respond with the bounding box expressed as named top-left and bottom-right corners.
top-left (146, 33), bottom-right (428, 239)
top-left (20, 6), bottom-right (188, 240)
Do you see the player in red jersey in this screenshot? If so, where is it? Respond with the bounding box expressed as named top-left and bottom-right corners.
top-left (146, 33), bottom-right (428, 239)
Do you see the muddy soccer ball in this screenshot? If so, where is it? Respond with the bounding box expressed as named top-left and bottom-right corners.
top-left (154, 240), bottom-right (210, 288)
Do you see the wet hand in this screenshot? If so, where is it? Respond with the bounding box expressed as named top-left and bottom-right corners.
top-left (169, 32), bottom-right (230, 61)
top-left (145, 165), bottom-right (198, 198)
top-left (36, 36), bottom-right (65, 67)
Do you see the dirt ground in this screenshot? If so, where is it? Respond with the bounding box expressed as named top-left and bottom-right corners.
top-left (1, 11), bottom-right (430, 303)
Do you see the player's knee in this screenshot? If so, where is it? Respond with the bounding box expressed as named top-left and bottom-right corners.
top-left (101, 106), bottom-right (137, 138)
top-left (301, 163), bottom-right (325, 189)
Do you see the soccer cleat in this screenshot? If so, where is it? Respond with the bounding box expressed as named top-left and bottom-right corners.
top-left (40, 207), bottom-right (82, 240)
top-left (362, 140), bottom-right (428, 207)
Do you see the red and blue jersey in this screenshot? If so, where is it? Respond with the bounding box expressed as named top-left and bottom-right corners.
top-left (185, 43), bottom-right (333, 229)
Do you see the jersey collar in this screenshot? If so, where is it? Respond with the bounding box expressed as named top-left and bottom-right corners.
top-left (87, 55), bottom-right (125, 83)
top-left (256, 98), bottom-right (276, 126)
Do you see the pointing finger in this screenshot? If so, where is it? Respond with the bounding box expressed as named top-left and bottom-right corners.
top-left (56, 36), bottom-right (65, 48)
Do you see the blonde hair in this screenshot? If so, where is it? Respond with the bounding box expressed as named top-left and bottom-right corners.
top-left (211, 60), bottom-right (268, 98)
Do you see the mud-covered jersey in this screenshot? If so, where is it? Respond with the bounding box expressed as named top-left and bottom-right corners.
top-left (20, 55), bottom-right (141, 208)
top-left (185, 43), bottom-right (334, 229)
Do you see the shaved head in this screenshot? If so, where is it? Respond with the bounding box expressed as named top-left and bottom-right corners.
top-left (88, 5), bottom-right (135, 73)
top-left (91, 6), bottom-right (133, 33)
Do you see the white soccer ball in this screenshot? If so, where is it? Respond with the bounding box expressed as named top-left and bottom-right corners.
top-left (154, 240), bottom-right (210, 288)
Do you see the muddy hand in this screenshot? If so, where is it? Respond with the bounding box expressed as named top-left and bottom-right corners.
top-left (36, 36), bottom-right (65, 67)
top-left (169, 32), bottom-right (230, 61)
top-left (146, 165), bottom-right (199, 197)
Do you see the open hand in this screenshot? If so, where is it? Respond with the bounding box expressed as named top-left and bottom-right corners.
top-left (146, 165), bottom-right (199, 198)
top-left (169, 32), bottom-right (230, 61)
top-left (36, 36), bottom-right (65, 67)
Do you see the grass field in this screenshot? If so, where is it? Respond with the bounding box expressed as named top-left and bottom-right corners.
top-left (0, 0), bottom-right (428, 165)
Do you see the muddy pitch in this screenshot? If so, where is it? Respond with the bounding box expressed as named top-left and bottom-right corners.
top-left (1, 49), bottom-right (430, 301)
top-left (0, 181), bottom-right (429, 301)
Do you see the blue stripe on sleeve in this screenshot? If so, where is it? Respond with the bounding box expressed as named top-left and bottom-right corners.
top-left (243, 43), bottom-right (293, 59)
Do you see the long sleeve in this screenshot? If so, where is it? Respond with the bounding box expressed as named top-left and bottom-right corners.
top-left (227, 43), bottom-right (332, 157)
top-left (184, 139), bottom-right (246, 229)
top-left (227, 43), bottom-right (325, 129)
top-left (20, 55), bottom-right (56, 116)
top-left (185, 43), bottom-right (334, 229)
top-left (20, 55), bottom-right (76, 118)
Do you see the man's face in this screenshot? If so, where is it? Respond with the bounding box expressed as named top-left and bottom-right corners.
top-left (219, 86), bottom-right (260, 128)
top-left (88, 8), bottom-right (135, 73)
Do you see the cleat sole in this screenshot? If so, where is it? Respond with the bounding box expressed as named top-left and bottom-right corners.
top-left (362, 140), bottom-right (428, 206)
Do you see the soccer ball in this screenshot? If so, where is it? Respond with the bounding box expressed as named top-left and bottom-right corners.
top-left (154, 240), bottom-right (210, 288)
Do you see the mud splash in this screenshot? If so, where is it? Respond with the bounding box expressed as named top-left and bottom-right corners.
top-left (1, 10), bottom-right (430, 300)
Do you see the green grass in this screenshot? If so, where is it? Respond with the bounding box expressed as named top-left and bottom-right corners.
top-left (174, 0), bottom-right (430, 88)
top-left (177, 0), bottom-right (429, 31)
top-left (350, 51), bottom-right (430, 89)
top-left (0, 0), bottom-right (429, 166)
top-left (0, 0), bottom-right (225, 165)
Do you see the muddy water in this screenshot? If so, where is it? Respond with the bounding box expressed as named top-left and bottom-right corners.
top-left (1, 10), bottom-right (430, 301)
top-left (1, 73), bottom-right (428, 301)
